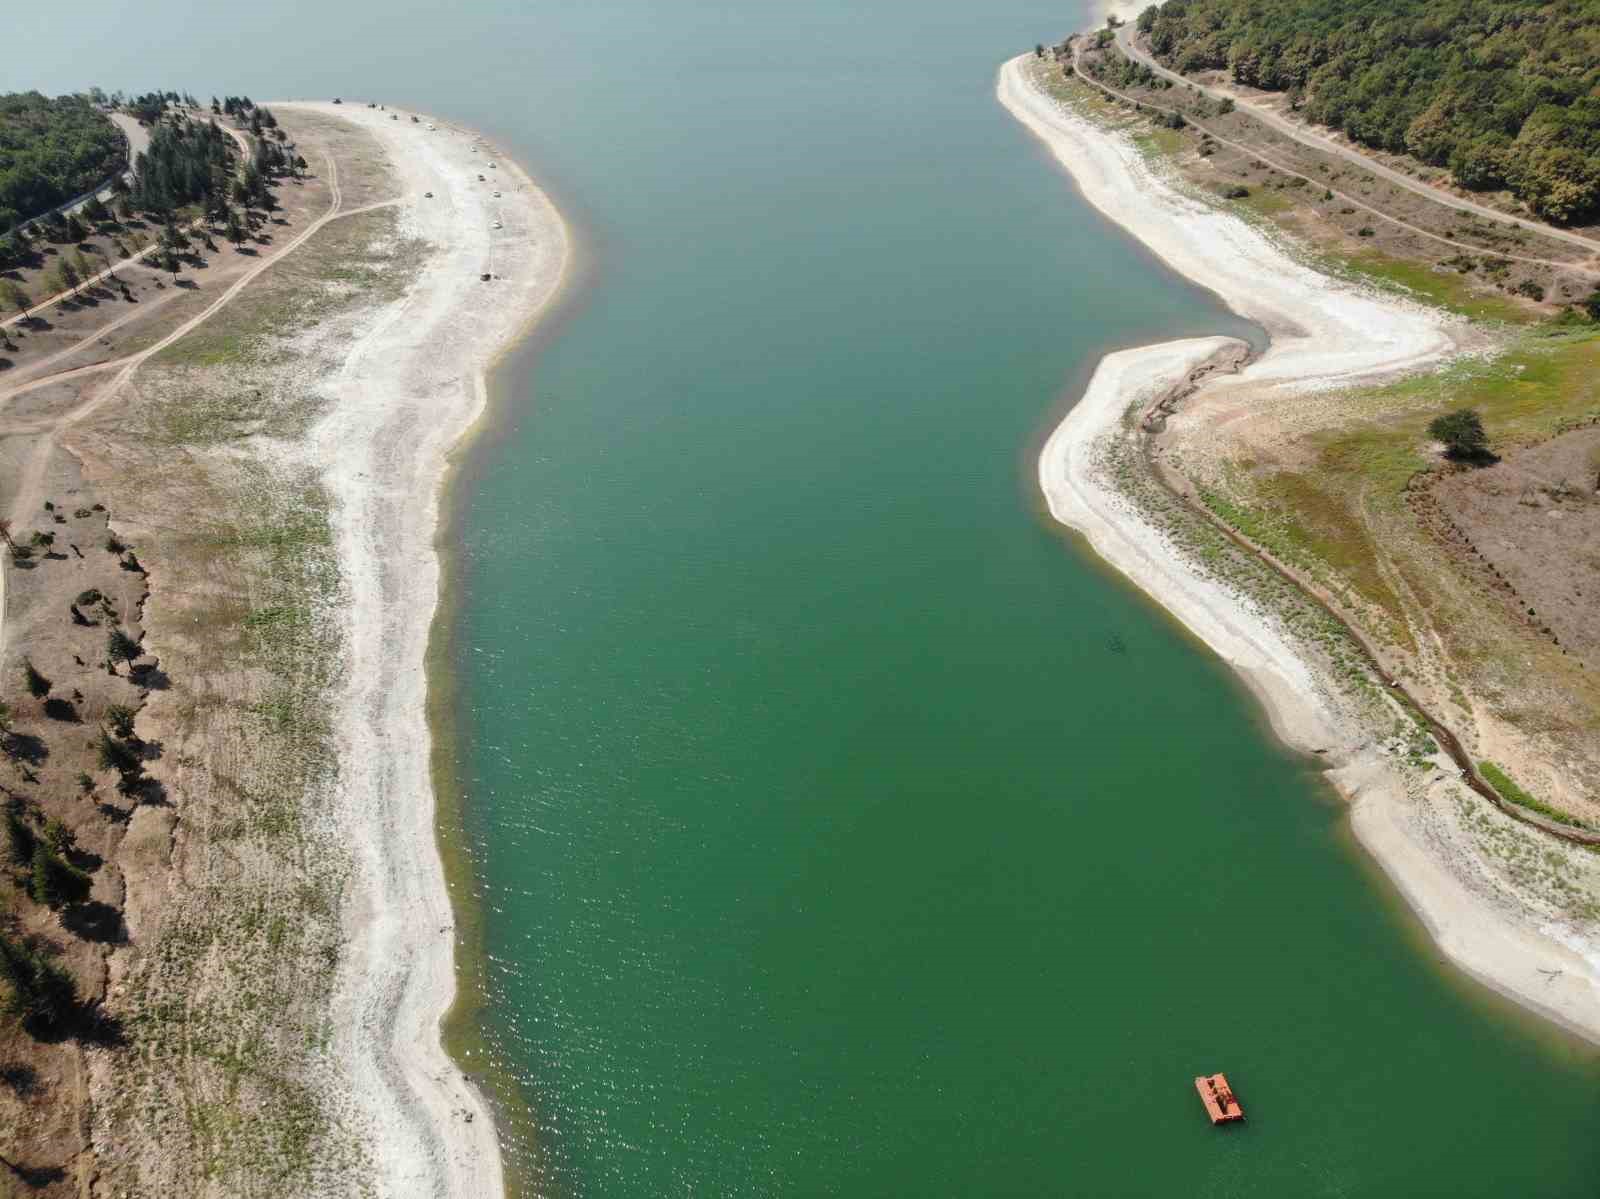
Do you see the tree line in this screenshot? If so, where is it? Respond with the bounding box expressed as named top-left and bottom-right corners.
top-left (1137, 0), bottom-right (1600, 223)
top-left (129, 115), bottom-right (237, 215)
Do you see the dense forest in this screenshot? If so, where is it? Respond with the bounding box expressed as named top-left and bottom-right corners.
top-left (129, 117), bottom-right (237, 215)
top-left (1138, 0), bottom-right (1600, 223)
top-left (0, 92), bottom-right (125, 232)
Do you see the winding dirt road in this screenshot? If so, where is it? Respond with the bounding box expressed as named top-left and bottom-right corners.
top-left (4, 124), bottom-right (254, 330)
top-left (1115, 26), bottom-right (1600, 259)
top-left (1, 148), bottom-right (396, 658)
top-left (1073, 38), bottom-right (1600, 278)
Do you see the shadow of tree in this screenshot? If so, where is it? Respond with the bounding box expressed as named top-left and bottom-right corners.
top-left (4, 733), bottom-right (48, 766)
top-left (62, 901), bottom-right (125, 944)
top-left (0, 1061), bottom-right (39, 1096)
top-left (130, 665), bottom-right (169, 691)
top-left (4, 1158), bottom-right (66, 1187)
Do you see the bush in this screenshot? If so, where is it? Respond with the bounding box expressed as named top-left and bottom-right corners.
top-left (1428, 408), bottom-right (1488, 459)
top-left (1220, 184), bottom-right (1250, 199)
top-left (1357, 226), bottom-right (1375, 237)
top-left (1513, 279), bottom-right (1546, 302)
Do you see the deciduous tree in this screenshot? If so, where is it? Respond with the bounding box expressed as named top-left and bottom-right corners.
top-left (1428, 408), bottom-right (1489, 459)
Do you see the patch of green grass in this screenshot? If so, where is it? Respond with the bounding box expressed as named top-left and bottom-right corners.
top-left (1260, 469), bottom-right (1410, 633)
top-left (1346, 325), bottom-right (1600, 447)
top-left (1133, 125), bottom-right (1187, 159)
top-left (1200, 467), bottom-right (1414, 648)
top-left (1232, 185), bottom-right (1292, 217)
top-left (1480, 760), bottom-right (1593, 830)
top-left (1323, 249), bottom-right (1538, 324)
top-left (155, 208), bottom-right (418, 369)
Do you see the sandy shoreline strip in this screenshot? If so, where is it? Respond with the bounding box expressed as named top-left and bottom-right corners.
top-left (275, 102), bottom-right (570, 1197)
top-left (997, 55), bottom-right (1600, 1042)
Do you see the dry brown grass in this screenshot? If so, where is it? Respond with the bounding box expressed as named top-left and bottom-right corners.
top-left (1, 103), bottom-right (414, 1198)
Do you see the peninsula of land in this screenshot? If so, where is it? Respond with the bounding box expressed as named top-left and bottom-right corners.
top-left (1000, 40), bottom-right (1600, 1043)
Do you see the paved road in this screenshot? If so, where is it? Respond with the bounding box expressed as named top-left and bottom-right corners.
top-left (108, 113), bottom-right (152, 182)
top-left (3, 122), bottom-right (253, 329)
top-left (12, 111), bottom-right (153, 239)
top-left (1114, 26), bottom-right (1600, 260)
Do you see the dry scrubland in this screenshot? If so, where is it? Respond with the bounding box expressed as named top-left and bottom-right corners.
top-left (1, 108), bottom-right (418, 1196)
top-left (4, 93), bottom-right (567, 1197)
top-left (1012, 47), bottom-right (1600, 1041)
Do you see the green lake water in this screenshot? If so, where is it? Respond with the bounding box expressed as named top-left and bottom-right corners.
top-left (20, 1), bottom-right (1600, 1194)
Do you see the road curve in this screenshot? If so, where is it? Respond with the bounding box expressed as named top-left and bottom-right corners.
top-left (1115, 26), bottom-right (1600, 260)
top-left (4, 123), bottom-right (257, 331)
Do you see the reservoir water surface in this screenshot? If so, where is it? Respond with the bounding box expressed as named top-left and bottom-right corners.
top-left (23, 1), bottom-right (1600, 1194)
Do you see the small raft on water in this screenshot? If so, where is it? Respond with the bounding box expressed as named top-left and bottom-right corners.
top-left (1194, 1073), bottom-right (1244, 1125)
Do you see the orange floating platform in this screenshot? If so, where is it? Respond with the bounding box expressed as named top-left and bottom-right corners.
top-left (1194, 1073), bottom-right (1244, 1125)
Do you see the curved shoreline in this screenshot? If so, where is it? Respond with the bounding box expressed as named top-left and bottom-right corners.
top-left (997, 55), bottom-right (1600, 1043)
top-left (278, 102), bottom-right (572, 1197)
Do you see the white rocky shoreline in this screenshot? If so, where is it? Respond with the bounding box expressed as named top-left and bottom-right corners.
top-left (997, 53), bottom-right (1600, 1045)
top-left (278, 101), bottom-right (570, 1197)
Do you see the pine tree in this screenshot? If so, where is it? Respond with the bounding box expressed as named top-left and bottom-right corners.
top-left (29, 843), bottom-right (89, 907)
top-left (0, 932), bottom-right (78, 1034)
top-left (106, 627), bottom-right (142, 671)
top-left (3, 808), bottom-right (35, 867)
top-left (96, 729), bottom-right (140, 775)
top-left (104, 703), bottom-right (136, 739)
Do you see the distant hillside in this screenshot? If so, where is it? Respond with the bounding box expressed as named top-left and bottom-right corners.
top-left (0, 91), bottom-right (125, 231)
top-left (1138, 0), bottom-right (1600, 224)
